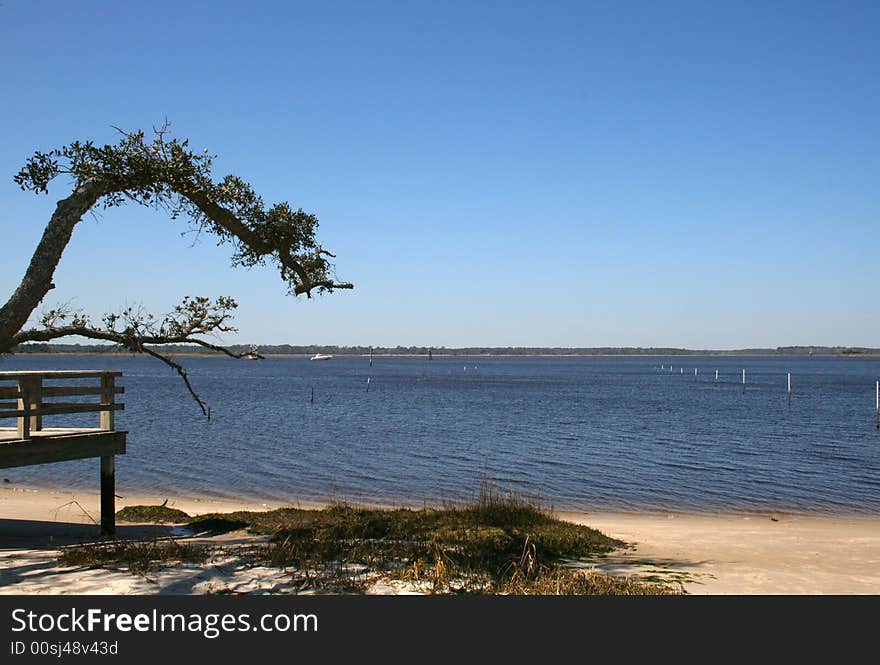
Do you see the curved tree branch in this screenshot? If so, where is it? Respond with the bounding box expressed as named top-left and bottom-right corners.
top-left (11, 326), bottom-right (250, 359)
top-left (9, 316), bottom-right (256, 415)
top-left (140, 347), bottom-right (209, 417)
top-left (1, 125), bottom-right (353, 354)
top-left (1, 125), bottom-right (351, 412)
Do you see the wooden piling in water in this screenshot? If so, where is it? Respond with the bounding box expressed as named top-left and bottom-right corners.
top-left (310, 387), bottom-right (314, 403)
top-left (876, 380), bottom-right (879, 429)
top-left (694, 368), bottom-right (698, 382)
top-left (369, 347), bottom-right (373, 367)
top-left (787, 375), bottom-right (792, 412)
top-left (715, 369), bottom-right (719, 383)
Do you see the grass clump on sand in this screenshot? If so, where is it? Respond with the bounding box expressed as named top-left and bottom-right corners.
top-left (186, 484), bottom-right (679, 595)
top-left (59, 539), bottom-right (208, 574)
top-left (66, 485), bottom-right (679, 594)
top-left (187, 512), bottom-right (254, 535)
top-left (116, 502), bottom-right (190, 524)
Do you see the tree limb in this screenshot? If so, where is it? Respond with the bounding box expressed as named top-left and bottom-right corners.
top-left (2, 125), bottom-right (353, 354)
top-left (1, 125), bottom-right (352, 412)
top-left (140, 347), bottom-right (208, 416)
top-left (9, 323), bottom-right (247, 415)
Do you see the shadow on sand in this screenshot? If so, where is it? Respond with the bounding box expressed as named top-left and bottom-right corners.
top-left (0, 518), bottom-right (176, 550)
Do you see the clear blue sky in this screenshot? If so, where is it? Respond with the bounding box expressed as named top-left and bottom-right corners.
top-left (1, 1), bottom-right (877, 348)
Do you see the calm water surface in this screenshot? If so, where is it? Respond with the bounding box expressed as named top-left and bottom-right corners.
top-left (3, 354), bottom-right (880, 514)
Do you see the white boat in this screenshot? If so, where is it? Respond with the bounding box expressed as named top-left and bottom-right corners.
top-left (310, 354), bottom-right (333, 361)
top-left (242, 345), bottom-right (262, 360)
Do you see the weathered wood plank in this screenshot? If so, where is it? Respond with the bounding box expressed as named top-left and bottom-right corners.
top-left (0, 370), bottom-right (123, 379)
top-left (0, 403), bottom-right (124, 419)
top-left (0, 385), bottom-right (125, 399)
top-left (0, 431), bottom-right (126, 469)
top-left (0, 427), bottom-right (102, 439)
top-left (41, 386), bottom-right (124, 397)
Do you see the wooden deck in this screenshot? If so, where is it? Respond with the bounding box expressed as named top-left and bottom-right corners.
top-left (0, 370), bottom-right (127, 534)
top-left (0, 428), bottom-right (126, 466)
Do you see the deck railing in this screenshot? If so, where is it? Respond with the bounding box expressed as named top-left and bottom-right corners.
top-left (0, 370), bottom-right (124, 440)
top-left (0, 370), bottom-right (126, 535)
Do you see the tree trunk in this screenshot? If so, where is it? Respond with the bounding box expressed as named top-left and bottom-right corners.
top-left (0, 181), bottom-right (104, 351)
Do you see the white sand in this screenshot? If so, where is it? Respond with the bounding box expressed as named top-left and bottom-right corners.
top-left (2, 486), bottom-right (879, 594)
top-left (564, 511), bottom-right (880, 594)
top-left (0, 486), bottom-right (423, 595)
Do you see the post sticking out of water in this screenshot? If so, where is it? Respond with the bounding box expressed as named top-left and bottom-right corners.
top-left (876, 380), bottom-right (879, 429)
top-left (366, 377), bottom-right (371, 393)
top-left (742, 369), bottom-right (746, 385)
top-left (680, 367), bottom-right (683, 375)
top-left (369, 347), bottom-right (373, 367)
top-left (694, 368), bottom-right (698, 382)
top-left (785, 372), bottom-right (792, 412)
top-left (715, 369), bottom-right (719, 383)
top-left (310, 387), bottom-right (314, 404)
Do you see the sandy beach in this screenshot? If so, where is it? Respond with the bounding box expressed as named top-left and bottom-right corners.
top-left (2, 485), bottom-right (879, 595)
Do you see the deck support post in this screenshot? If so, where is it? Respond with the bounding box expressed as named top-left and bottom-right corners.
top-left (100, 455), bottom-right (115, 536)
top-left (16, 376), bottom-right (43, 440)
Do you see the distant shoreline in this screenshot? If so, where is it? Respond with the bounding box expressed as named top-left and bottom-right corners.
top-left (9, 342), bottom-right (880, 358)
top-left (6, 351), bottom-right (879, 359)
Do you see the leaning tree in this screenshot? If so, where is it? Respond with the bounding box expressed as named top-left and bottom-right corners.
top-left (0, 124), bottom-right (352, 412)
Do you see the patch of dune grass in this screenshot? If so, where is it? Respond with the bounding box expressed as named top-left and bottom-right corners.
top-left (115, 504), bottom-right (190, 524)
top-left (203, 487), bottom-right (675, 594)
top-left (73, 486), bottom-right (680, 595)
top-left (59, 539), bottom-right (207, 574)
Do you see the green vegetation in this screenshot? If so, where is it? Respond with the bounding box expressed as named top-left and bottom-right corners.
top-left (115, 503), bottom-right (191, 524)
top-left (3, 125), bottom-right (352, 413)
top-left (59, 539), bottom-right (208, 574)
top-left (86, 490), bottom-right (679, 594)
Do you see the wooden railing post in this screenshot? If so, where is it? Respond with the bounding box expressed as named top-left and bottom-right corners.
top-left (99, 373), bottom-right (116, 535)
top-left (100, 374), bottom-right (115, 431)
top-left (15, 378), bottom-right (28, 440)
top-left (16, 376), bottom-right (42, 440)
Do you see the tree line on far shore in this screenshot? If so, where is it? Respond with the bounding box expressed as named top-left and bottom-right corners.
top-left (11, 343), bottom-right (878, 356)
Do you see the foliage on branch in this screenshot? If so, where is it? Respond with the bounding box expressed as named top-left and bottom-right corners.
top-left (14, 297), bottom-right (248, 415)
top-left (2, 123), bottom-right (352, 413)
top-left (14, 123), bottom-right (351, 297)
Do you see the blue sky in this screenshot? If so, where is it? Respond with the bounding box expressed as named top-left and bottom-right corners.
top-left (1, 1), bottom-right (877, 348)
